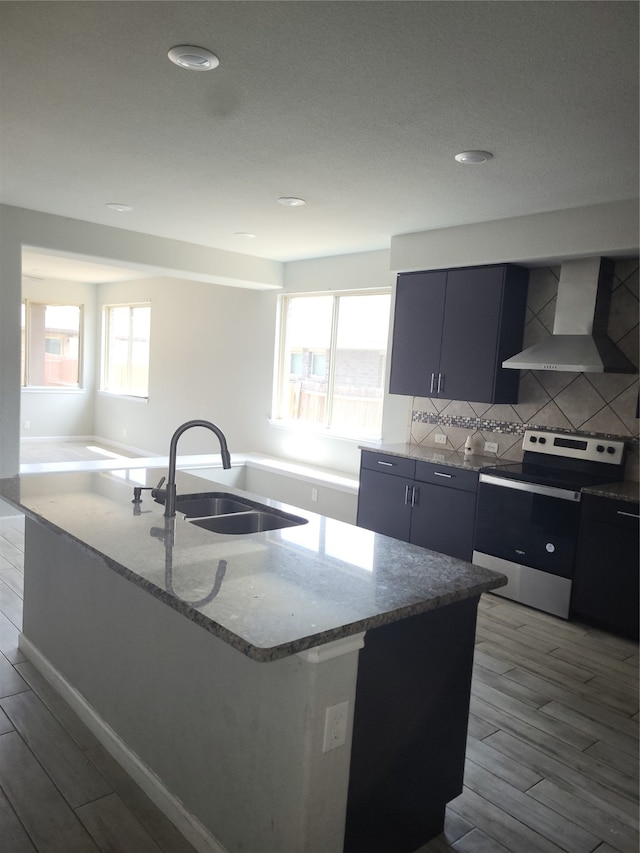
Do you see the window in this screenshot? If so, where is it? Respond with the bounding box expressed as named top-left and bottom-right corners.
top-left (101, 303), bottom-right (151, 397)
top-left (275, 291), bottom-right (391, 438)
top-left (21, 301), bottom-right (82, 388)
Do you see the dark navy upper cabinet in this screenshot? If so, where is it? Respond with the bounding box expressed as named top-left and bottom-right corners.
top-left (387, 270), bottom-right (447, 397)
top-left (388, 263), bottom-right (529, 403)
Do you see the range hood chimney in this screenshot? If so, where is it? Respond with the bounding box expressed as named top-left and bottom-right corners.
top-left (503, 257), bottom-right (637, 374)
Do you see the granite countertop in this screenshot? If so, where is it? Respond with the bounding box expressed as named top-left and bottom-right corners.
top-left (365, 442), bottom-right (638, 498)
top-left (0, 468), bottom-right (506, 662)
top-left (360, 442), bottom-right (503, 472)
top-left (582, 480), bottom-right (640, 503)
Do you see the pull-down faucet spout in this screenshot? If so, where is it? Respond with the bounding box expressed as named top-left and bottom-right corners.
top-left (163, 420), bottom-right (231, 518)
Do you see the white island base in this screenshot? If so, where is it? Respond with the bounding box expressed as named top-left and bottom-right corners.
top-left (21, 515), bottom-right (482, 853)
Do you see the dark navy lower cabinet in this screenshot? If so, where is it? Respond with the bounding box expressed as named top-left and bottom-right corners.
top-left (571, 494), bottom-right (639, 641)
top-left (357, 451), bottom-right (478, 562)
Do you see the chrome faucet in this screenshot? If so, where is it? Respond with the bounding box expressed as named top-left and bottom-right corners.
top-left (162, 419), bottom-right (231, 518)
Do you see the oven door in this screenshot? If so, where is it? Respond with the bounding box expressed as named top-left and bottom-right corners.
top-left (474, 474), bottom-right (581, 578)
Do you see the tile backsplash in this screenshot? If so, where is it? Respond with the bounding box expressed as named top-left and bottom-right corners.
top-left (409, 259), bottom-right (640, 481)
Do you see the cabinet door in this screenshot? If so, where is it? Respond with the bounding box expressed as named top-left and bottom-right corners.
top-left (357, 468), bottom-right (413, 542)
top-left (439, 265), bottom-right (505, 403)
top-left (389, 271), bottom-right (447, 396)
top-left (571, 499), bottom-right (639, 640)
top-left (409, 483), bottom-right (477, 562)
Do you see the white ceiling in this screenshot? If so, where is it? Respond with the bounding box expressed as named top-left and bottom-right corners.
top-left (1, 1), bottom-right (638, 281)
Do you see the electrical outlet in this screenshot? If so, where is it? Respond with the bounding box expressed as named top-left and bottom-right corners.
top-left (311, 488), bottom-right (318, 502)
top-left (484, 441), bottom-right (499, 453)
top-left (322, 701), bottom-right (349, 752)
top-left (434, 433), bottom-right (447, 445)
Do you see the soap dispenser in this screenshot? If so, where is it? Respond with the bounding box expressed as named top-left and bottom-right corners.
top-left (463, 434), bottom-right (474, 457)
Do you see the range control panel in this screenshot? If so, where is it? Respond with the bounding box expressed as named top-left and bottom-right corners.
top-left (522, 430), bottom-right (625, 466)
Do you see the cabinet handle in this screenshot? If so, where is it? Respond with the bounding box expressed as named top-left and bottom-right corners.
top-left (617, 510), bottom-right (640, 520)
top-left (404, 485), bottom-right (412, 505)
top-left (433, 471), bottom-right (452, 478)
top-left (411, 486), bottom-right (419, 506)
top-left (377, 460), bottom-right (394, 467)
top-left (430, 373), bottom-right (436, 394)
top-left (437, 373), bottom-right (444, 393)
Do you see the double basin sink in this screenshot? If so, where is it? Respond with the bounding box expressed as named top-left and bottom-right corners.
top-left (169, 492), bottom-right (308, 535)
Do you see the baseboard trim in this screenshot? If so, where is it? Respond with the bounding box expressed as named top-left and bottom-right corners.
top-left (20, 434), bottom-right (96, 444)
top-left (18, 634), bottom-right (228, 853)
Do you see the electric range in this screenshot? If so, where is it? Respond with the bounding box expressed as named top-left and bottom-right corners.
top-left (472, 429), bottom-right (626, 618)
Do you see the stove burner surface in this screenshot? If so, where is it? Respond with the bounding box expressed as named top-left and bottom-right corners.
top-left (480, 461), bottom-right (611, 491)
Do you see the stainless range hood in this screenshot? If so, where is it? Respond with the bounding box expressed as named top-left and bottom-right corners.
top-left (503, 257), bottom-right (637, 373)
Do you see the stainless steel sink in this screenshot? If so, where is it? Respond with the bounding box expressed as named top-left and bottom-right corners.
top-left (175, 493), bottom-right (252, 518)
top-left (163, 490), bottom-right (308, 535)
top-left (189, 510), bottom-right (306, 535)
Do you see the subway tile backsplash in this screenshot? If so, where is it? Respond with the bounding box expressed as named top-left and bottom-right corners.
top-left (410, 260), bottom-right (640, 480)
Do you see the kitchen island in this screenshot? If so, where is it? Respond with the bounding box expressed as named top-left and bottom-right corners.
top-left (1, 466), bottom-right (506, 853)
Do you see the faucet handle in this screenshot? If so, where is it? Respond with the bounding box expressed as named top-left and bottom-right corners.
top-left (132, 477), bottom-right (167, 504)
top-left (150, 476), bottom-right (167, 502)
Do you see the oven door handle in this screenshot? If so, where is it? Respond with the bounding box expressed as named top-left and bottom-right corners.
top-left (479, 473), bottom-right (581, 502)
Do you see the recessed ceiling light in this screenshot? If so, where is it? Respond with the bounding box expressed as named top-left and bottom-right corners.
top-left (278, 197), bottom-right (306, 206)
top-left (105, 203), bottom-right (133, 212)
top-left (454, 150), bottom-right (493, 164)
top-left (168, 45), bottom-right (219, 71)
top-left (234, 232), bottom-right (256, 239)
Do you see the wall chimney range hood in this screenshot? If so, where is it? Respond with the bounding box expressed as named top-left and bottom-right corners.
top-left (502, 257), bottom-right (637, 374)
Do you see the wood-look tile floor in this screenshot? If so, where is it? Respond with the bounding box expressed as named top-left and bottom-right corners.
top-left (1, 505), bottom-right (638, 852)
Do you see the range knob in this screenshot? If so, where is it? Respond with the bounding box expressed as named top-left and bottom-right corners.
top-left (530, 436), bottom-right (538, 443)
top-left (539, 436), bottom-right (547, 444)
top-left (596, 444), bottom-right (605, 453)
top-left (606, 446), bottom-right (616, 454)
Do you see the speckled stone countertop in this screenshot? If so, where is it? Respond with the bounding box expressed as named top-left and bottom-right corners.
top-left (364, 443), bottom-right (638, 498)
top-left (582, 480), bottom-right (640, 503)
top-left (0, 468), bottom-right (506, 662)
top-left (360, 442), bottom-right (500, 472)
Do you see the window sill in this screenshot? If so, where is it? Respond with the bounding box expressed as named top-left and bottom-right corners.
top-left (98, 391), bottom-right (149, 403)
top-left (268, 418), bottom-right (382, 444)
top-left (22, 386), bottom-right (84, 394)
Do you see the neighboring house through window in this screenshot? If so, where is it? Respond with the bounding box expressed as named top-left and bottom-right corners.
top-left (275, 290), bottom-right (391, 438)
top-left (21, 301), bottom-right (82, 388)
top-left (101, 303), bottom-right (151, 398)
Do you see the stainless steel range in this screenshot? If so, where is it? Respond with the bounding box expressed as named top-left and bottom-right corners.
top-left (472, 429), bottom-right (626, 619)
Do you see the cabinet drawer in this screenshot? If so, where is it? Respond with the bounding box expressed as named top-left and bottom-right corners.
top-left (361, 451), bottom-right (416, 479)
top-left (414, 461), bottom-right (478, 492)
top-left (580, 494), bottom-right (639, 524)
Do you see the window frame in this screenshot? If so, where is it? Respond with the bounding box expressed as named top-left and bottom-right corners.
top-left (21, 299), bottom-right (83, 390)
top-left (273, 288), bottom-right (392, 440)
top-left (100, 302), bottom-right (151, 399)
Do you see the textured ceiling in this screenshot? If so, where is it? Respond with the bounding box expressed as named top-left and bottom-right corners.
top-left (1, 1), bottom-right (638, 270)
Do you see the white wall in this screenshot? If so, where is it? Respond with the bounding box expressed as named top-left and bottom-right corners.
top-left (0, 213), bottom-right (22, 477)
top-left (390, 199), bottom-right (640, 272)
top-left (94, 277), bottom-right (275, 457)
top-left (21, 277), bottom-right (97, 438)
